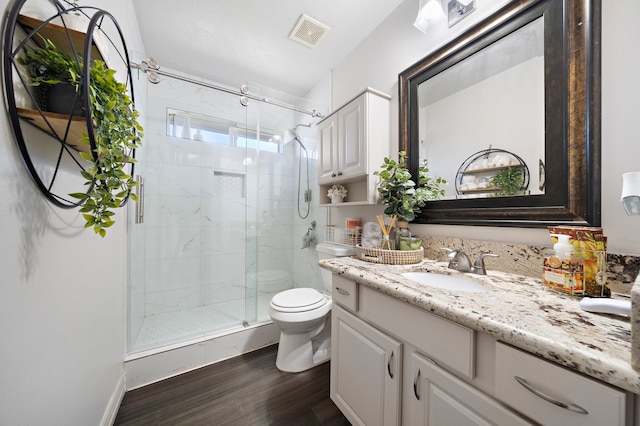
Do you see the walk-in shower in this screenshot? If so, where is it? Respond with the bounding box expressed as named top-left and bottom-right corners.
top-left (126, 60), bottom-right (325, 355)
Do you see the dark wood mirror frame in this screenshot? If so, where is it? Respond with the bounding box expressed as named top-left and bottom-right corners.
top-left (399, 0), bottom-right (601, 227)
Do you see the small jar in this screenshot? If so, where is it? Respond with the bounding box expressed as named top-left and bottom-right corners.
top-left (395, 222), bottom-right (410, 248)
top-left (380, 234), bottom-right (395, 250)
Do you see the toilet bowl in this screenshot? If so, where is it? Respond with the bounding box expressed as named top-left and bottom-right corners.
top-left (269, 242), bottom-right (355, 372)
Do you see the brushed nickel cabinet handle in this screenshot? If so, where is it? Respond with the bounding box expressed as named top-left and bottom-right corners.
top-left (135, 175), bottom-right (145, 224)
top-left (514, 376), bottom-right (588, 415)
top-left (387, 351), bottom-right (394, 379)
top-left (414, 369), bottom-right (421, 400)
top-left (335, 287), bottom-right (350, 296)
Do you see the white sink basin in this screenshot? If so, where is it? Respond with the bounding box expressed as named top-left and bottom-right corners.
top-left (401, 272), bottom-right (492, 293)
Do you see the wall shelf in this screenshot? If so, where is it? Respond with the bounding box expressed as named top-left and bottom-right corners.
top-left (17, 14), bottom-right (106, 62)
top-left (4, 2), bottom-right (136, 207)
top-left (459, 164), bottom-right (525, 175)
top-left (16, 108), bottom-right (91, 153)
top-left (455, 148), bottom-right (530, 197)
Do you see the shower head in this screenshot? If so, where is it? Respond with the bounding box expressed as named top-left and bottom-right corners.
top-left (284, 128), bottom-right (301, 144)
top-left (284, 128), bottom-right (308, 154)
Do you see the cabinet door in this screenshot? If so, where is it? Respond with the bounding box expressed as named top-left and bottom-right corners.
top-left (318, 114), bottom-right (338, 183)
top-left (338, 94), bottom-right (366, 179)
top-left (408, 352), bottom-right (531, 426)
top-left (331, 305), bottom-right (402, 426)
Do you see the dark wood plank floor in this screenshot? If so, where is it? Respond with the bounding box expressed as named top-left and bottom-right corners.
top-left (114, 344), bottom-right (351, 425)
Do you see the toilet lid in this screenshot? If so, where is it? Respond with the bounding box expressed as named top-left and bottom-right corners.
top-left (271, 288), bottom-right (327, 313)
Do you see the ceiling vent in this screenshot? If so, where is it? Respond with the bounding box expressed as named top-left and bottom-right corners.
top-left (289, 14), bottom-right (330, 48)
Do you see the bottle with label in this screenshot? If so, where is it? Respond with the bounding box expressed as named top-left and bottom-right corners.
top-left (542, 234), bottom-right (584, 295)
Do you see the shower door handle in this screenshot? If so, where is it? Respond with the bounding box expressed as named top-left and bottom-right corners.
top-left (135, 175), bottom-right (145, 224)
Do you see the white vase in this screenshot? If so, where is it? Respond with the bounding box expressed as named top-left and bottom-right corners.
top-left (331, 196), bottom-right (344, 204)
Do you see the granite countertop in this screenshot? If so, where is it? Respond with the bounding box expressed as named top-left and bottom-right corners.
top-left (320, 256), bottom-right (640, 394)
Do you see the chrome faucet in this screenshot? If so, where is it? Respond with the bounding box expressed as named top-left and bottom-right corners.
top-left (441, 248), bottom-right (499, 275)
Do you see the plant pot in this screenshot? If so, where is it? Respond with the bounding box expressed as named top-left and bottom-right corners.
top-left (44, 83), bottom-right (85, 117)
top-left (331, 196), bottom-right (344, 204)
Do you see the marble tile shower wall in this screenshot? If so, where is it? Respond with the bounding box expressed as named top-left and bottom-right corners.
top-left (138, 76), bottom-right (295, 319)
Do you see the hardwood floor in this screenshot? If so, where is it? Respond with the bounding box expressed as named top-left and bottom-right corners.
top-left (114, 344), bottom-right (351, 425)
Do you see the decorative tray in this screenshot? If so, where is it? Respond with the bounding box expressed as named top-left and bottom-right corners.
top-left (356, 245), bottom-right (423, 265)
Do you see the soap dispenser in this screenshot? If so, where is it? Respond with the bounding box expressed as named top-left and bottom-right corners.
top-left (552, 234), bottom-right (573, 259)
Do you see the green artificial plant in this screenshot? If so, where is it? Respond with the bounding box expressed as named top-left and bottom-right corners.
top-left (20, 38), bottom-right (143, 237)
top-left (374, 151), bottom-right (446, 222)
top-left (490, 167), bottom-right (525, 196)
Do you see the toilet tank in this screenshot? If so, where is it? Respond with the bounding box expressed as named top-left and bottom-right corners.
top-left (316, 243), bottom-right (356, 292)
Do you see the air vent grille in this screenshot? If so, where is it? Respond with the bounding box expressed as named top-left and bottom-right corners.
top-left (289, 14), bottom-right (330, 48)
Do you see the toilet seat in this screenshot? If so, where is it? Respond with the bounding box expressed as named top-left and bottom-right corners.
top-left (270, 288), bottom-right (327, 313)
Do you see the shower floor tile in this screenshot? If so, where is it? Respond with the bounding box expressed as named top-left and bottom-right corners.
top-left (131, 292), bottom-right (277, 352)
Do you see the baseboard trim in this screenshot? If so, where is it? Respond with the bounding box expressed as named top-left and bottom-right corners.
top-left (100, 371), bottom-right (127, 426)
top-left (124, 321), bottom-right (280, 390)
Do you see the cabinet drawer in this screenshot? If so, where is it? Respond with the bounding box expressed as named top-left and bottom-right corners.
top-left (332, 275), bottom-right (358, 312)
top-left (495, 342), bottom-right (627, 426)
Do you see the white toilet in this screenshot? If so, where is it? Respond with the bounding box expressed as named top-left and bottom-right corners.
top-left (269, 242), bottom-right (356, 372)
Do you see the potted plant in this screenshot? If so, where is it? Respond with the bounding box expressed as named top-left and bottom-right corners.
top-left (374, 151), bottom-right (446, 223)
top-left (490, 167), bottom-right (525, 196)
top-left (19, 38), bottom-right (143, 237)
top-left (327, 183), bottom-right (347, 204)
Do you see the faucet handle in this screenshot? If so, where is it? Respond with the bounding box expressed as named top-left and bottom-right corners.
top-left (471, 253), bottom-right (499, 275)
top-left (440, 247), bottom-right (458, 268)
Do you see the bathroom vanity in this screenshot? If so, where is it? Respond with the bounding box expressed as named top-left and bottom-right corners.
top-left (321, 257), bottom-right (640, 426)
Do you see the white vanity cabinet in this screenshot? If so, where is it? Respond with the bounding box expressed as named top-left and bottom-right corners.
top-left (318, 88), bottom-right (390, 206)
top-left (331, 274), bottom-right (527, 425)
top-left (329, 274), bottom-right (633, 425)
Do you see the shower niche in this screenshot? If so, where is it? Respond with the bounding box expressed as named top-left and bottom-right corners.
top-left (317, 88), bottom-right (391, 206)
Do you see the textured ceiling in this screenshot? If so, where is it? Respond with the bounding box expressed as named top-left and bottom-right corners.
top-left (131, 0), bottom-right (405, 99)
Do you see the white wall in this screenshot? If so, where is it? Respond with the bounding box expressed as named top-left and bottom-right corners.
top-left (323, 0), bottom-right (640, 255)
top-left (0, 1), bottom-right (145, 424)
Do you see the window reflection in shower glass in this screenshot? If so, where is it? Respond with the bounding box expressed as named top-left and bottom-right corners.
top-left (166, 108), bottom-right (281, 153)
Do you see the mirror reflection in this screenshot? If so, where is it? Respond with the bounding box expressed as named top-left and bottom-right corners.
top-left (418, 17), bottom-right (544, 199)
top-left (400, 0), bottom-right (601, 227)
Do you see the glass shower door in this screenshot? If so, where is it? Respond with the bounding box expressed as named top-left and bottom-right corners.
top-left (126, 69), bottom-right (296, 354)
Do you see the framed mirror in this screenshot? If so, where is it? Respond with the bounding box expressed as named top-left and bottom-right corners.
top-left (399, 0), bottom-right (601, 227)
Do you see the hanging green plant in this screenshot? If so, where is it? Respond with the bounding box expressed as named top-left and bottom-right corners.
top-left (490, 167), bottom-right (525, 196)
top-left (20, 38), bottom-right (143, 237)
top-left (374, 151), bottom-right (446, 222)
